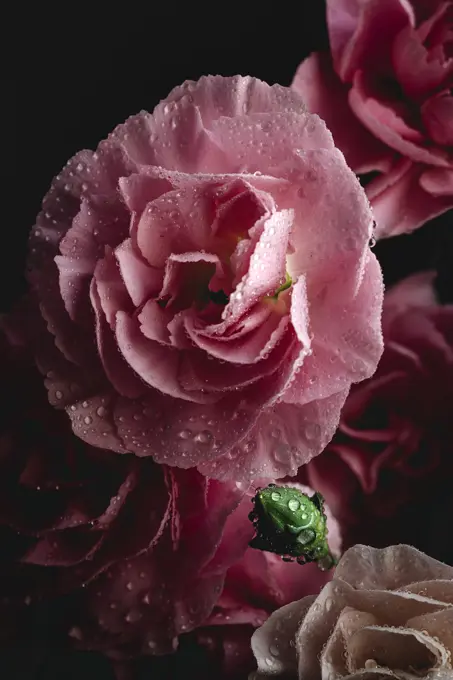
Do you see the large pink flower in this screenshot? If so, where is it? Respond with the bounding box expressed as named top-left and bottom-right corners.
top-left (293, 0), bottom-right (453, 238)
top-left (0, 326), bottom-right (255, 654)
top-left (299, 272), bottom-right (453, 563)
top-left (27, 75), bottom-right (383, 482)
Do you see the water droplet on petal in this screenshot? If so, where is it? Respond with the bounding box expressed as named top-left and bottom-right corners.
top-left (325, 597), bottom-right (334, 612)
top-left (84, 416), bottom-right (92, 425)
top-left (194, 430), bottom-right (212, 444)
top-left (269, 644), bottom-right (280, 657)
top-left (125, 610), bottom-right (142, 623)
top-left (69, 627), bottom-right (83, 640)
top-left (178, 429), bottom-right (192, 440)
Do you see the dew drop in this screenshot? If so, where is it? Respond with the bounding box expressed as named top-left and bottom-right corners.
top-left (96, 406), bottom-right (107, 418)
top-left (271, 491), bottom-right (281, 501)
top-left (55, 390), bottom-right (63, 400)
top-left (178, 429), bottom-right (192, 440)
top-left (288, 499), bottom-right (300, 511)
top-left (84, 416), bottom-right (92, 425)
top-left (69, 627), bottom-right (83, 640)
top-left (325, 597), bottom-right (334, 612)
top-left (194, 430), bottom-right (212, 444)
top-left (243, 439), bottom-right (256, 453)
top-left (269, 644), bottom-right (280, 657)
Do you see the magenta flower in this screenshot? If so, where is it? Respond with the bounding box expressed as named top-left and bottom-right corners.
top-left (293, 0), bottom-right (453, 238)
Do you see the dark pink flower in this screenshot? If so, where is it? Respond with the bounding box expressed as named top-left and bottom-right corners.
top-left (299, 272), bottom-right (453, 563)
top-left (0, 327), bottom-right (254, 654)
top-left (27, 75), bottom-right (383, 482)
top-left (109, 484), bottom-right (341, 678)
top-left (293, 0), bottom-right (453, 238)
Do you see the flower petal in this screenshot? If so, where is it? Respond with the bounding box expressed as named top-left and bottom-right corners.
top-left (292, 53), bottom-right (393, 174)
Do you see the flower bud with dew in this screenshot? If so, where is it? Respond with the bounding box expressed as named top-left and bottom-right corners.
top-left (249, 484), bottom-right (337, 570)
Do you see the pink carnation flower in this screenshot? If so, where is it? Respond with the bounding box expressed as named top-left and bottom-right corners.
top-left (293, 0), bottom-right (453, 238)
top-left (27, 75), bottom-right (383, 481)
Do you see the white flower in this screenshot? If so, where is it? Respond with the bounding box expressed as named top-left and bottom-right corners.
top-left (251, 544), bottom-right (453, 679)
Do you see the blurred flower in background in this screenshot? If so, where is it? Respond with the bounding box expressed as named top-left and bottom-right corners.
top-left (293, 0), bottom-right (453, 238)
top-left (299, 272), bottom-right (453, 565)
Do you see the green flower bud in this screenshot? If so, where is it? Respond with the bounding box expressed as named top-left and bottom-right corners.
top-left (248, 484), bottom-right (336, 570)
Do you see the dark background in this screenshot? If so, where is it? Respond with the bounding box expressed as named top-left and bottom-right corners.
top-left (7, 2), bottom-right (453, 678)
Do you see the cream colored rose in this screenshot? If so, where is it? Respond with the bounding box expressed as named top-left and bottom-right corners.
top-left (251, 544), bottom-right (453, 680)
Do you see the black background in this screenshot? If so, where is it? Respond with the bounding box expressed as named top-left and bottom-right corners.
top-left (7, 2), bottom-right (453, 677)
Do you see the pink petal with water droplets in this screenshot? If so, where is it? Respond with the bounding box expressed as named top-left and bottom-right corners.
top-left (185, 311), bottom-right (289, 365)
top-left (200, 389), bottom-right (350, 482)
top-left (165, 75), bottom-right (310, 125)
top-left (93, 249), bottom-right (133, 328)
top-left (115, 239), bottom-right (162, 307)
top-left (55, 254), bottom-right (96, 325)
top-left (222, 209), bottom-right (293, 323)
top-left (117, 173), bottom-right (173, 213)
top-left (179, 318), bottom-right (291, 393)
top-left (90, 281), bottom-right (145, 400)
top-left (210, 111), bottom-right (335, 176)
top-left (22, 530), bottom-right (105, 567)
top-left (67, 392), bottom-right (128, 453)
top-left (136, 186), bottom-right (216, 268)
top-left (114, 312), bottom-right (216, 404)
top-left (138, 299), bottom-right (172, 344)
top-left (285, 253), bottom-right (383, 406)
top-left (283, 149), bottom-right (373, 291)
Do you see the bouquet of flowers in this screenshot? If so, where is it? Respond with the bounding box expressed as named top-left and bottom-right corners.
top-left (6, 0), bottom-right (452, 677)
